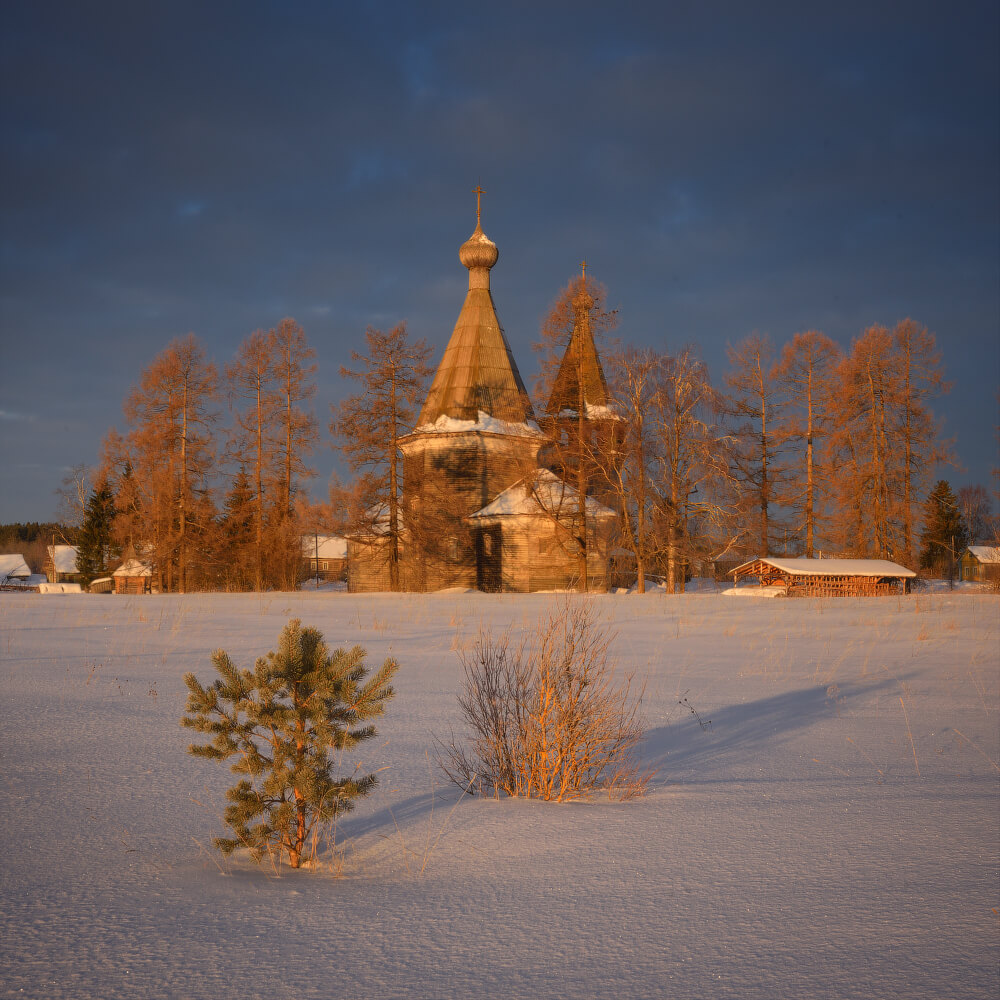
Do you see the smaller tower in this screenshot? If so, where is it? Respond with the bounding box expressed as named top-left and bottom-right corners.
top-left (541, 263), bottom-right (623, 508)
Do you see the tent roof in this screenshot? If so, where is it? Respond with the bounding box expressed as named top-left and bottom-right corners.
top-left (415, 215), bottom-right (533, 427)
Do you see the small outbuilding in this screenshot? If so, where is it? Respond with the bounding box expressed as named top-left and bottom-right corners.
top-left (958, 545), bottom-right (1000, 584)
top-left (113, 558), bottom-right (153, 594)
top-left (731, 557), bottom-right (916, 597)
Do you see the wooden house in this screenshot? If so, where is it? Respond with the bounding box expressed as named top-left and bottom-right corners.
top-left (467, 469), bottom-right (616, 592)
top-left (731, 557), bottom-right (916, 596)
top-left (47, 544), bottom-right (82, 584)
top-left (301, 535), bottom-right (348, 582)
top-left (113, 558), bottom-right (153, 594)
top-left (959, 545), bottom-right (1000, 583)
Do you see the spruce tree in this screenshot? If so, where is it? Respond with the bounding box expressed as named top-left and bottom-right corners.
top-left (919, 480), bottom-right (968, 576)
top-left (182, 619), bottom-right (397, 868)
top-left (75, 482), bottom-right (119, 586)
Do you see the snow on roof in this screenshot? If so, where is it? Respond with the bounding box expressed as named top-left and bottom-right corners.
top-left (113, 558), bottom-right (152, 577)
top-left (733, 557), bottom-right (916, 578)
top-left (555, 403), bottom-right (623, 421)
top-left (47, 545), bottom-right (79, 573)
top-left (965, 545), bottom-right (1000, 564)
top-left (301, 535), bottom-right (347, 559)
top-left (0, 554), bottom-right (31, 578)
top-left (411, 410), bottom-right (545, 438)
top-left (469, 469), bottom-right (616, 520)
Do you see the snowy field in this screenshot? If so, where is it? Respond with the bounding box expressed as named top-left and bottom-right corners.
top-left (1, 589), bottom-right (998, 999)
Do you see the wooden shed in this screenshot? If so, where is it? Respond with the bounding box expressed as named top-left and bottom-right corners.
top-left (113, 558), bottom-right (153, 594)
top-left (958, 545), bottom-right (1000, 584)
top-left (731, 557), bottom-right (916, 597)
top-left (47, 544), bottom-right (82, 584)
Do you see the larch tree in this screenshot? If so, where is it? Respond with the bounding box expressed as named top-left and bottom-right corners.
top-left (893, 319), bottom-right (951, 566)
top-left (829, 326), bottom-right (899, 559)
top-left (651, 346), bottom-right (733, 592)
top-left (226, 329), bottom-right (278, 591)
top-left (123, 333), bottom-right (218, 593)
top-left (331, 324), bottom-right (432, 591)
top-left (603, 346), bottom-right (662, 593)
top-left (773, 330), bottom-right (841, 557)
top-left (725, 333), bottom-right (785, 557)
top-left (270, 318), bottom-right (319, 589)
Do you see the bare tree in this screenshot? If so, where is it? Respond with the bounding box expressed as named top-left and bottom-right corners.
top-left (331, 324), bottom-right (432, 591)
top-left (893, 319), bottom-right (951, 566)
top-left (956, 484), bottom-right (994, 544)
top-left (53, 463), bottom-right (91, 541)
top-left (828, 326), bottom-right (899, 559)
top-left (226, 329), bottom-right (278, 590)
top-left (603, 347), bottom-right (662, 592)
top-left (725, 333), bottom-right (785, 556)
top-left (652, 347), bottom-right (734, 591)
top-left (773, 331), bottom-right (841, 557)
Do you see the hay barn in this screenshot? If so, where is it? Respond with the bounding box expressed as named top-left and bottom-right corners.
top-left (732, 557), bottom-right (916, 597)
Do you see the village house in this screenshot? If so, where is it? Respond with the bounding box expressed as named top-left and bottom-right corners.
top-left (46, 544), bottom-right (82, 584)
top-left (958, 545), bottom-right (1000, 584)
top-left (302, 534), bottom-right (348, 582)
top-left (348, 195), bottom-right (617, 593)
top-left (0, 554), bottom-right (32, 585)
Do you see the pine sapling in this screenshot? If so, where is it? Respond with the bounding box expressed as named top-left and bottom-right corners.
top-left (182, 618), bottom-right (397, 868)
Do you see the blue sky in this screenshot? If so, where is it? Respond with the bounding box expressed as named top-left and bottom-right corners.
top-left (1, 1), bottom-right (997, 521)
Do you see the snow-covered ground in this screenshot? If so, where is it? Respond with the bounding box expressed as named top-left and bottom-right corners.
top-left (1, 590), bottom-right (997, 999)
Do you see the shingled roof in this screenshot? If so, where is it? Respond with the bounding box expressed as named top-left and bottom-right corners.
top-left (545, 275), bottom-right (611, 416)
top-left (416, 207), bottom-right (534, 427)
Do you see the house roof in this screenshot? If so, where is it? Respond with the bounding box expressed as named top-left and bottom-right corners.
top-left (469, 469), bottom-right (616, 521)
top-left (113, 558), bottom-right (152, 577)
top-left (964, 545), bottom-right (1000, 564)
top-left (414, 210), bottom-right (534, 428)
top-left (47, 545), bottom-right (79, 573)
top-left (733, 557), bottom-right (916, 578)
top-left (0, 554), bottom-right (31, 578)
top-left (301, 535), bottom-right (348, 559)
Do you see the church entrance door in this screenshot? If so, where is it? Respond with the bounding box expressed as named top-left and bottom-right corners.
top-left (475, 525), bottom-right (502, 592)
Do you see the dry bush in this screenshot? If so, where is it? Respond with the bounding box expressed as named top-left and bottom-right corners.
top-left (438, 604), bottom-right (652, 802)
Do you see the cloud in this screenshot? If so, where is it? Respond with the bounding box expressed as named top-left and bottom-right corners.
top-left (0, 410), bottom-right (36, 422)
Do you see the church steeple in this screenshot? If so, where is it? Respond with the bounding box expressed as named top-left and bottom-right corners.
top-left (545, 262), bottom-right (611, 416)
top-left (416, 190), bottom-right (534, 426)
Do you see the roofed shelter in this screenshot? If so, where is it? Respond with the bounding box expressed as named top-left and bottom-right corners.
top-left (732, 557), bottom-right (916, 597)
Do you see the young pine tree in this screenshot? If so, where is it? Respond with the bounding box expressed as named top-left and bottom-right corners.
top-left (182, 619), bottom-right (397, 869)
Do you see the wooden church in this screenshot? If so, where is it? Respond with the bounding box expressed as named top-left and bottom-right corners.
top-left (347, 195), bottom-right (617, 593)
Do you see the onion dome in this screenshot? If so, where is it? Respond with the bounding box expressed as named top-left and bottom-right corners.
top-left (459, 222), bottom-right (499, 272)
